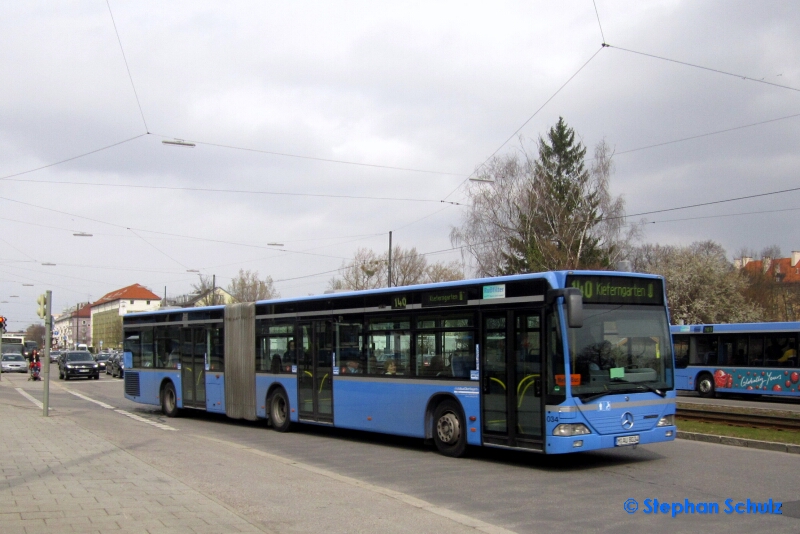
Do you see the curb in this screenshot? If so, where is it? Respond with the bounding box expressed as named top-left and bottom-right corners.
top-left (678, 430), bottom-right (800, 454)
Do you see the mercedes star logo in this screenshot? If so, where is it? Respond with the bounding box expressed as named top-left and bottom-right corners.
top-left (621, 412), bottom-right (634, 430)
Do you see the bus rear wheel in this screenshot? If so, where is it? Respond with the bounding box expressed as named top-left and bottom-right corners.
top-left (433, 400), bottom-right (467, 457)
top-left (161, 383), bottom-right (180, 417)
top-left (696, 373), bottom-right (715, 398)
top-left (269, 389), bottom-right (291, 432)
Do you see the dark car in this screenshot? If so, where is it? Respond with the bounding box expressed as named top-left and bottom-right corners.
top-left (94, 353), bottom-right (111, 374)
top-left (58, 351), bottom-right (99, 380)
top-left (109, 353), bottom-right (125, 378)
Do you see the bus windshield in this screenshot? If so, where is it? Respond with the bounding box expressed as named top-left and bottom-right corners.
top-left (568, 304), bottom-right (673, 400)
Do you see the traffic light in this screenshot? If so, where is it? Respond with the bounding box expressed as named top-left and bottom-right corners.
top-left (0, 316), bottom-right (6, 333)
top-left (36, 294), bottom-right (48, 319)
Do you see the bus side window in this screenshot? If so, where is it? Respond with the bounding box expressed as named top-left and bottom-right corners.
top-left (673, 336), bottom-right (689, 369)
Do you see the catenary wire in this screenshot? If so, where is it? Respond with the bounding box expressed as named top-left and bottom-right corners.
top-left (616, 112), bottom-right (800, 156)
top-left (5, 176), bottom-right (460, 204)
top-left (0, 134), bottom-right (147, 181)
top-left (106, 0), bottom-right (149, 132)
top-left (606, 44), bottom-right (800, 93)
top-left (605, 185), bottom-right (800, 222)
top-left (151, 133), bottom-right (465, 177)
top-left (592, 0), bottom-right (606, 44)
top-left (441, 46), bottom-right (606, 202)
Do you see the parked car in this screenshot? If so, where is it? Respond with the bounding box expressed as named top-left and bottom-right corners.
top-left (109, 353), bottom-right (125, 378)
top-left (1, 352), bottom-right (28, 373)
top-left (94, 353), bottom-right (111, 373)
top-left (58, 351), bottom-right (99, 380)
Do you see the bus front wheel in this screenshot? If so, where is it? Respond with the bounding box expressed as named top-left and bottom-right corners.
top-left (433, 400), bottom-right (467, 457)
top-left (162, 383), bottom-right (180, 417)
top-left (696, 373), bottom-right (715, 398)
top-left (269, 389), bottom-right (292, 432)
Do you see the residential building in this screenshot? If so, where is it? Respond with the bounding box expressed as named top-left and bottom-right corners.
top-left (91, 284), bottom-right (161, 350)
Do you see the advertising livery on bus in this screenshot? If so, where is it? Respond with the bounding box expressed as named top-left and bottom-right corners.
top-left (672, 322), bottom-right (800, 398)
top-left (122, 271), bottom-right (676, 456)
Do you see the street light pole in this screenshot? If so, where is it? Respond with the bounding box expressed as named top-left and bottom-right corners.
top-left (42, 290), bottom-right (52, 416)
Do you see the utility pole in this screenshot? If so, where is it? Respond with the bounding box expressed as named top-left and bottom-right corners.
top-left (388, 231), bottom-right (392, 288)
top-left (0, 319), bottom-right (4, 382)
top-left (36, 291), bottom-right (52, 416)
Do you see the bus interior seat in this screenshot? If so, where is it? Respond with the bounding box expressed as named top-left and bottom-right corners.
top-left (451, 356), bottom-right (470, 378)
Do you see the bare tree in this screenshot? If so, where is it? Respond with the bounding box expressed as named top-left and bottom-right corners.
top-left (390, 247), bottom-right (428, 287)
top-left (227, 269), bottom-right (280, 302)
top-left (425, 260), bottom-right (464, 283)
top-left (451, 119), bottom-right (640, 276)
top-left (191, 274), bottom-right (215, 295)
top-left (631, 241), bottom-right (762, 324)
top-left (328, 247), bottom-right (464, 290)
top-left (25, 323), bottom-right (46, 348)
top-left (328, 248), bottom-right (387, 291)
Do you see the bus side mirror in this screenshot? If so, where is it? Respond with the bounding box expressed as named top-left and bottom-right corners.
top-left (564, 288), bottom-right (583, 328)
top-left (548, 288), bottom-right (583, 329)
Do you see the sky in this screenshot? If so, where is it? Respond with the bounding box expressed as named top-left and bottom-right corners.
top-left (1, 1), bottom-right (799, 329)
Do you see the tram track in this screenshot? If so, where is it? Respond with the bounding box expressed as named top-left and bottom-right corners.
top-left (676, 407), bottom-right (800, 432)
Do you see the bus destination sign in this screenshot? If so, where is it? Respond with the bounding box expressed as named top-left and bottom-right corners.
top-left (421, 290), bottom-right (468, 308)
top-left (566, 275), bottom-right (664, 305)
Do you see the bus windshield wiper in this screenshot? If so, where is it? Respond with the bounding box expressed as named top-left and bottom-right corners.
top-left (580, 389), bottom-right (613, 403)
top-left (610, 377), bottom-right (666, 397)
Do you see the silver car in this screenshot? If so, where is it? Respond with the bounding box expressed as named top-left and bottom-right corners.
top-left (1, 352), bottom-right (28, 373)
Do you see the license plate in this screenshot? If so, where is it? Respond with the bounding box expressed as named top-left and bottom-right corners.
top-left (79, 369), bottom-right (89, 372)
top-left (616, 435), bottom-right (640, 446)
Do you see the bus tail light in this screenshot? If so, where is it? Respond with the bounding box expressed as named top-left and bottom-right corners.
top-left (553, 423), bottom-right (590, 436)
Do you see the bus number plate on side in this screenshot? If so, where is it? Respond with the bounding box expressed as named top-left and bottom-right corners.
top-left (615, 435), bottom-right (640, 446)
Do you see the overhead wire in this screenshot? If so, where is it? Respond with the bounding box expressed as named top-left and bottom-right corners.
top-left (606, 185), bottom-right (800, 222)
top-left (5, 175), bottom-right (460, 204)
top-left (644, 205), bottom-right (800, 225)
top-left (127, 228), bottom-right (191, 271)
top-left (105, 0), bottom-right (149, 132)
top-left (0, 134), bottom-right (147, 182)
top-left (592, 0), bottom-right (606, 44)
top-left (606, 44), bottom-right (800, 93)
top-left (441, 45), bottom-right (606, 202)
top-left (616, 112), bottom-right (800, 156)
top-left (9, 6), bottom-right (800, 298)
top-left (152, 133), bottom-right (466, 177)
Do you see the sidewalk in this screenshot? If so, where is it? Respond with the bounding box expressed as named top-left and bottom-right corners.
top-left (0, 376), bottom-right (501, 534)
top-left (0, 377), bottom-right (266, 534)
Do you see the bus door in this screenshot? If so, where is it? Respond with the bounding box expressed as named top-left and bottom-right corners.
top-left (481, 311), bottom-right (543, 449)
top-left (180, 327), bottom-right (206, 409)
top-left (297, 320), bottom-right (334, 423)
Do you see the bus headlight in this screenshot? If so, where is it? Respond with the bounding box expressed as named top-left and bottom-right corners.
top-left (657, 415), bottom-right (675, 427)
top-left (553, 423), bottom-right (590, 436)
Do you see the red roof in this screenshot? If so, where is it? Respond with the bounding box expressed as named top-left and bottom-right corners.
top-left (91, 284), bottom-right (161, 307)
top-left (75, 303), bottom-right (92, 318)
top-left (742, 258), bottom-right (800, 283)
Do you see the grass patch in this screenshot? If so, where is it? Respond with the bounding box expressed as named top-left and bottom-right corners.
top-left (677, 418), bottom-right (800, 445)
top-left (676, 401), bottom-right (800, 420)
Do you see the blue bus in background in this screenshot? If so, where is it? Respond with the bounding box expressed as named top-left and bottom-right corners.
top-left (122, 271), bottom-right (676, 456)
top-left (672, 322), bottom-right (800, 398)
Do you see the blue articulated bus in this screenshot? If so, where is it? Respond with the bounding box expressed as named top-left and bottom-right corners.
top-left (672, 322), bottom-right (800, 398)
top-left (122, 271), bottom-right (676, 456)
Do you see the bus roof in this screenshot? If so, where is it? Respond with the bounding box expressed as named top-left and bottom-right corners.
top-left (671, 322), bottom-right (800, 334)
top-left (125, 270), bottom-right (665, 318)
